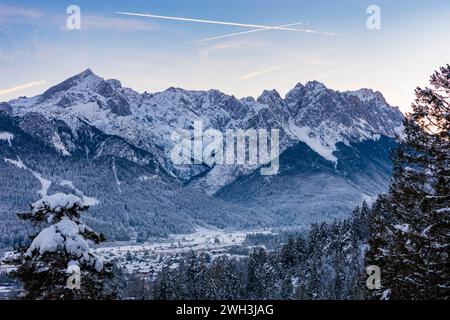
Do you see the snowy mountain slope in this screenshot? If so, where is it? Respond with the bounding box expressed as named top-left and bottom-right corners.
top-left (0, 111), bottom-right (270, 248)
top-left (0, 69), bottom-right (405, 248)
top-left (217, 136), bottom-right (397, 225)
top-left (7, 69), bottom-right (403, 194)
top-left (284, 82), bottom-right (403, 163)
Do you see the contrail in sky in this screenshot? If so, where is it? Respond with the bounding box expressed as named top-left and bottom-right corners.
top-left (177, 22), bottom-right (305, 47)
top-left (239, 62), bottom-right (295, 80)
top-left (115, 12), bottom-right (342, 36)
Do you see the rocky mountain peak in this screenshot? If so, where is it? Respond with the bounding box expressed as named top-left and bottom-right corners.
top-left (304, 80), bottom-right (326, 90)
top-left (257, 89), bottom-right (283, 106)
top-left (347, 88), bottom-right (387, 104)
top-left (75, 68), bottom-right (95, 80)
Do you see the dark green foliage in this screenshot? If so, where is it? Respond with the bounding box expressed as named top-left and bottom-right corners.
top-left (7, 197), bottom-right (116, 300)
top-left (366, 65), bottom-right (450, 300)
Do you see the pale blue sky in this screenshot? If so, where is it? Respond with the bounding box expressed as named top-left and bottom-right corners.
top-left (0, 0), bottom-right (449, 112)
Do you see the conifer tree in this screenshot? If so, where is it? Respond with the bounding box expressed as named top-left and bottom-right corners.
top-left (153, 265), bottom-right (182, 300)
top-left (280, 237), bottom-right (298, 269)
top-left (206, 256), bottom-right (244, 299)
top-left (9, 193), bottom-right (115, 299)
top-left (303, 223), bottom-right (327, 299)
top-left (366, 65), bottom-right (450, 299)
top-left (246, 248), bottom-right (269, 299)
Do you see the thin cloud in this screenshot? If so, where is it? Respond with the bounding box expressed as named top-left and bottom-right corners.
top-left (239, 63), bottom-right (295, 80)
top-left (0, 3), bottom-right (43, 21)
top-left (116, 12), bottom-right (343, 36)
top-left (0, 4), bottom-right (157, 32)
top-left (0, 80), bottom-right (46, 96)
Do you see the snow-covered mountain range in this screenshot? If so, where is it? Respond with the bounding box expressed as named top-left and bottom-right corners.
top-left (0, 69), bottom-right (404, 246)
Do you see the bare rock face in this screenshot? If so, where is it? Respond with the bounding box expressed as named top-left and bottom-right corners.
top-left (0, 102), bottom-right (12, 114)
